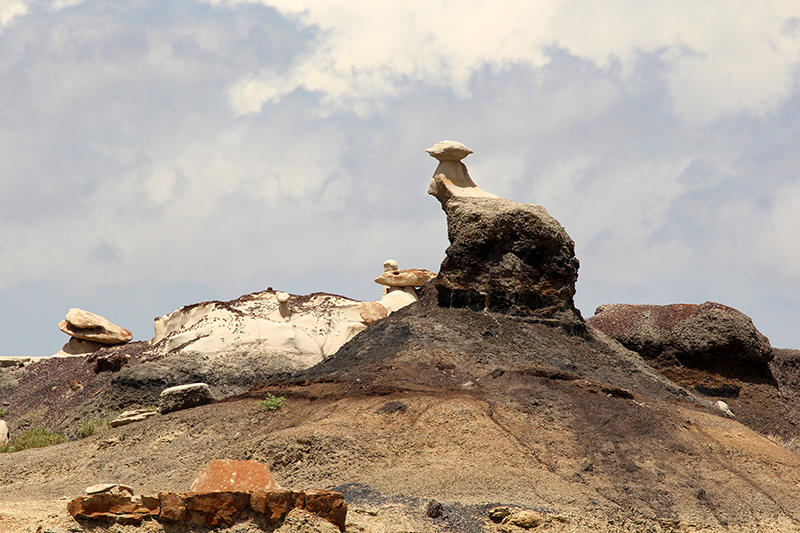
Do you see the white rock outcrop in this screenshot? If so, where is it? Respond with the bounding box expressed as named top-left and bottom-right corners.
top-left (152, 291), bottom-right (367, 363)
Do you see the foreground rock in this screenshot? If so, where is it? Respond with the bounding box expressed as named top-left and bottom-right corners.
top-left (427, 141), bottom-right (582, 329)
top-left (159, 383), bottom-right (215, 414)
top-left (68, 488), bottom-right (346, 530)
top-left (587, 301), bottom-right (773, 369)
top-left (58, 308), bottom-right (133, 345)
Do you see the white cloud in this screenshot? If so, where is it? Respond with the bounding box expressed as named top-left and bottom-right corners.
top-left (218, 1), bottom-right (800, 122)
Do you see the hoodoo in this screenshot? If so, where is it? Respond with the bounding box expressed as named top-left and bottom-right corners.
top-left (427, 140), bottom-right (583, 330)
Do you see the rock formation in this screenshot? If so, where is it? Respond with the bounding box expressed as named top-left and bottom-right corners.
top-left (0, 420), bottom-right (8, 446)
top-left (427, 141), bottom-right (582, 329)
top-left (58, 308), bottom-right (133, 345)
top-left (587, 302), bottom-right (773, 370)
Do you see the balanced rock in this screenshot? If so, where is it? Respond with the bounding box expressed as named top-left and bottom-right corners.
top-left (586, 302), bottom-right (773, 369)
top-left (427, 141), bottom-right (582, 328)
top-left (159, 383), bottom-right (215, 414)
top-left (190, 459), bottom-right (281, 493)
top-left (58, 308), bottom-right (133, 345)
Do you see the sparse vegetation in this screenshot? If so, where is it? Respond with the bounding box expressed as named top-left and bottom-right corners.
top-left (256, 393), bottom-right (287, 412)
top-left (0, 427), bottom-right (66, 453)
top-left (78, 418), bottom-right (110, 439)
top-left (0, 408), bottom-right (6, 418)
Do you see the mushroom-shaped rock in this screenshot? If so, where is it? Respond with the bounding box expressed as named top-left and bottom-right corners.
top-left (427, 140), bottom-right (498, 202)
top-left (58, 308), bottom-right (133, 345)
top-left (426, 140), bottom-right (473, 161)
top-left (375, 268), bottom-right (437, 287)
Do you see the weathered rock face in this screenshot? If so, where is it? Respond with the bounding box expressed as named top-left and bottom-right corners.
top-left (0, 420), bottom-right (8, 446)
top-left (58, 308), bottom-right (133, 345)
top-left (587, 302), bottom-right (773, 370)
top-left (159, 383), bottom-right (215, 414)
top-left (427, 142), bottom-right (582, 328)
top-left (190, 459), bottom-right (280, 493)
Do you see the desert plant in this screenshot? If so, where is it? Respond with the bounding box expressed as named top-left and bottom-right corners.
top-left (0, 408), bottom-right (6, 418)
top-left (78, 418), bottom-right (110, 439)
top-left (256, 393), bottom-right (287, 412)
top-left (0, 427), bottom-right (66, 453)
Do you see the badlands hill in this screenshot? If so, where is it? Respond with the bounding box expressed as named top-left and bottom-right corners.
top-left (2, 141), bottom-right (800, 533)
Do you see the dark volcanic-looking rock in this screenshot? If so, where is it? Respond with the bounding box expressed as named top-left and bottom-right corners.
top-left (426, 141), bottom-right (582, 328)
top-left (586, 301), bottom-right (773, 369)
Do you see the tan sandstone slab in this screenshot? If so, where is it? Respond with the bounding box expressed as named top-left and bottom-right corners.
top-left (58, 308), bottom-right (132, 345)
top-left (374, 268), bottom-right (437, 287)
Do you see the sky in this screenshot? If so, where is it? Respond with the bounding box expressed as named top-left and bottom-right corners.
top-left (1, 0), bottom-right (799, 356)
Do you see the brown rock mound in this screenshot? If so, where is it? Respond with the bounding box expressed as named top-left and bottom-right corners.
top-left (587, 301), bottom-right (773, 370)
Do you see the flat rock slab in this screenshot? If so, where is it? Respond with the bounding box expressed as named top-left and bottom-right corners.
top-left (190, 459), bottom-right (281, 493)
top-left (374, 269), bottom-right (437, 287)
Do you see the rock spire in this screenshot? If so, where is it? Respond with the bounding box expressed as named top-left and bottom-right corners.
top-left (427, 141), bottom-right (582, 329)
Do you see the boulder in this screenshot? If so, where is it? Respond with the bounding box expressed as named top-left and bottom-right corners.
top-left (358, 301), bottom-right (388, 325)
top-left (58, 308), bottom-right (133, 345)
top-left (0, 420), bottom-right (8, 446)
top-left (427, 141), bottom-right (582, 329)
top-left (508, 509), bottom-right (545, 528)
top-left (159, 383), bottom-right (215, 414)
top-left (190, 459), bottom-right (281, 493)
top-left (586, 302), bottom-right (773, 369)
top-left (91, 350), bottom-right (130, 373)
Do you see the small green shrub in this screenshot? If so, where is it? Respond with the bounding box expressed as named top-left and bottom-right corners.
top-left (78, 418), bottom-right (110, 439)
top-left (0, 408), bottom-right (6, 418)
top-left (0, 427), bottom-right (66, 453)
top-left (256, 393), bottom-right (287, 412)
